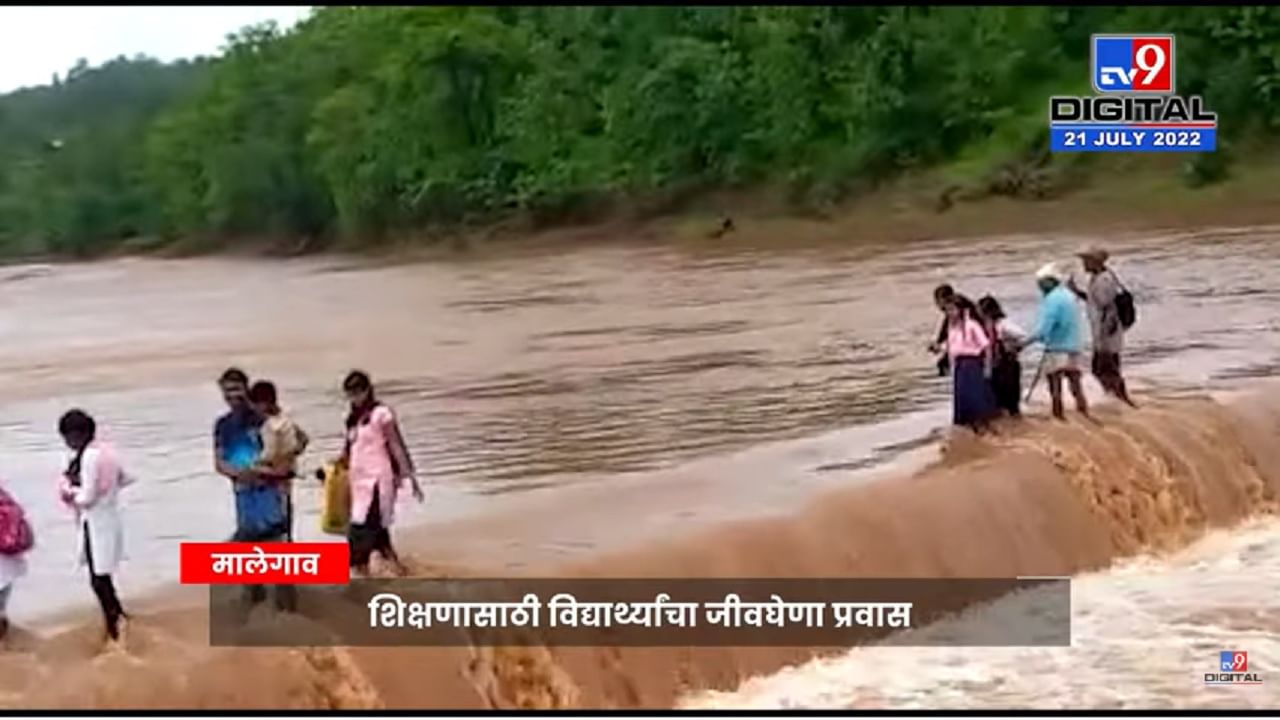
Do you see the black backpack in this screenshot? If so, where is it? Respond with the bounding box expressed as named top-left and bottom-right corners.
top-left (1111, 271), bottom-right (1137, 330)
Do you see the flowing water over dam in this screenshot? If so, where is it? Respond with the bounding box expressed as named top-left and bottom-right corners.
top-left (0, 224), bottom-right (1278, 708)
top-left (683, 517), bottom-right (1280, 710)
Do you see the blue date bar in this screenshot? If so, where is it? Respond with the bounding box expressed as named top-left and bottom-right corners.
top-left (1050, 124), bottom-right (1216, 153)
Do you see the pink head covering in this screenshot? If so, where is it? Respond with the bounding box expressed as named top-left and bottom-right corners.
top-left (57, 441), bottom-right (127, 509)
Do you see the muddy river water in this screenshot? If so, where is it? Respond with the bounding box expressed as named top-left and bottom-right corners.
top-left (1, 224), bottom-right (1278, 708)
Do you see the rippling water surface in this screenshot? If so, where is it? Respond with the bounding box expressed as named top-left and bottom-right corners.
top-left (2, 226), bottom-right (1280, 627)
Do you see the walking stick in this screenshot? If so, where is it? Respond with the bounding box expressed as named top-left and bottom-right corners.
top-left (1024, 351), bottom-right (1046, 403)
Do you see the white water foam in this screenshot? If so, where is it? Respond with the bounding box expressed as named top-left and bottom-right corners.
top-left (681, 517), bottom-right (1280, 710)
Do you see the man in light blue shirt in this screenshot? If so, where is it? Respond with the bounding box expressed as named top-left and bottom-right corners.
top-left (1024, 263), bottom-right (1090, 420)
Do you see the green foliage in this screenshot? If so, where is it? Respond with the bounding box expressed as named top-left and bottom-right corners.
top-left (1, 6), bottom-right (1279, 256)
top-left (0, 55), bottom-right (205, 254)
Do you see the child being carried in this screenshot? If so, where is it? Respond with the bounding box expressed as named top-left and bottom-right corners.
top-left (248, 381), bottom-right (309, 540)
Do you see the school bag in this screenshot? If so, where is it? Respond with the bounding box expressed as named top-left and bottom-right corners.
top-left (0, 486), bottom-right (34, 556)
top-left (1111, 271), bottom-right (1137, 330)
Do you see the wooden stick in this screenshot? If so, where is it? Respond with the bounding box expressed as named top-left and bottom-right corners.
top-left (1024, 352), bottom-right (1046, 403)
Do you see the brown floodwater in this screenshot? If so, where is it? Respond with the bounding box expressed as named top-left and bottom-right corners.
top-left (1, 224), bottom-right (1279, 708)
top-left (683, 517), bottom-right (1280, 710)
top-left (4, 225), bottom-right (1280, 615)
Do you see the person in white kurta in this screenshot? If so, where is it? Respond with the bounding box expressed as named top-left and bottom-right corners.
top-left (58, 409), bottom-right (133, 642)
top-left (64, 444), bottom-right (128, 573)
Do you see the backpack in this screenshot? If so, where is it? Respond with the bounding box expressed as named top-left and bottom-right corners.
top-left (1111, 271), bottom-right (1137, 330)
top-left (992, 322), bottom-right (1019, 364)
top-left (0, 486), bottom-right (34, 556)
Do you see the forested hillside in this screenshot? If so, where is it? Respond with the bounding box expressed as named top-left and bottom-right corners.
top-left (2, 6), bottom-right (1279, 257)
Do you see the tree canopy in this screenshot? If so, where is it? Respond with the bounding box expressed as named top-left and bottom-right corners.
top-left (1, 6), bottom-right (1278, 257)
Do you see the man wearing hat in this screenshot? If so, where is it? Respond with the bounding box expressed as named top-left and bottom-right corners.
top-left (1025, 263), bottom-right (1090, 420)
top-left (1068, 246), bottom-right (1137, 407)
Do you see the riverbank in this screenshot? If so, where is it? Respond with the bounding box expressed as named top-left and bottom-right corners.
top-left (8, 148), bottom-right (1280, 270)
top-left (2, 386), bottom-right (1277, 709)
top-left (280, 148), bottom-right (1280, 261)
top-left (557, 147), bottom-right (1280, 259)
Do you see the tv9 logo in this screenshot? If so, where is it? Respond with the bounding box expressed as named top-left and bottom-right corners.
top-left (1220, 651), bottom-right (1247, 673)
top-left (1205, 650), bottom-right (1263, 685)
top-left (1092, 35), bottom-right (1174, 94)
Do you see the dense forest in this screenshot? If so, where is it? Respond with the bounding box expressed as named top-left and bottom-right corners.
top-left (1, 6), bottom-right (1279, 257)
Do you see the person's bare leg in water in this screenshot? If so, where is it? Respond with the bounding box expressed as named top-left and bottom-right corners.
top-left (1108, 360), bottom-right (1138, 408)
top-left (974, 416), bottom-right (995, 435)
top-left (1048, 372), bottom-right (1066, 420)
top-left (377, 536), bottom-right (410, 577)
top-left (379, 551), bottom-right (409, 576)
top-left (1068, 371), bottom-right (1091, 419)
top-left (349, 530), bottom-right (371, 578)
top-left (1097, 354), bottom-right (1138, 408)
top-left (0, 585), bottom-right (11, 643)
top-left (1115, 377), bottom-right (1138, 408)
top-left (84, 527), bottom-right (127, 644)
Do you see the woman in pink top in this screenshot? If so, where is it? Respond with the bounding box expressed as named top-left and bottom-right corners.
top-left (341, 371), bottom-right (423, 576)
top-left (943, 299), bottom-right (998, 433)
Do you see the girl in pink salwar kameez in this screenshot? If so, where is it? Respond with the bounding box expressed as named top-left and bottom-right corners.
top-left (341, 371), bottom-right (423, 576)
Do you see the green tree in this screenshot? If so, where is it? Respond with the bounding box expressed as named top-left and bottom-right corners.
top-left (2, 6), bottom-right (1279, 257)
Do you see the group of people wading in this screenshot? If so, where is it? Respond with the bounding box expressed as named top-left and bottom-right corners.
top-left (0, 245), bottom-right (1138, 647)
top-left (215, 369), bottom-right (424, 608)
top-left (931, 246), bottom-right (1137, 432)
top-left (0, 368), bottom-right (422, 647)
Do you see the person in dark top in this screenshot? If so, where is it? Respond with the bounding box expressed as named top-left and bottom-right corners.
top-left (212, 367), bottom-right (294, 612)
top-left (214, 368), bottom-right (261, 488)
top-left (978, 295), bottom-right (1029, 417)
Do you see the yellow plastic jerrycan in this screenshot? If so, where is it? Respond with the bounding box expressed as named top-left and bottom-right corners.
top-left (319, 460), bottom-right (351, 535)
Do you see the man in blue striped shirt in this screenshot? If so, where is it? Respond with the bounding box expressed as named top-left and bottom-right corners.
top-left (1025, 264), bottom-right (1091, 420)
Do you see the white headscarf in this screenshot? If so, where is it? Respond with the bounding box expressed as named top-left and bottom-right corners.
top-left (1036, 263), bottom-right (1062, 282)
